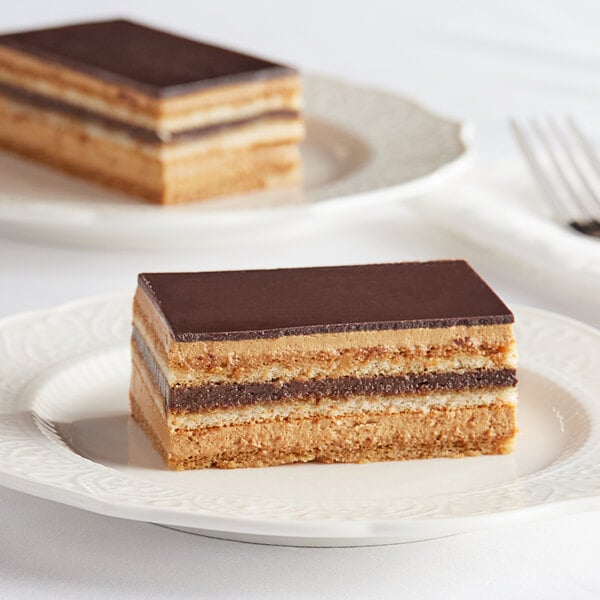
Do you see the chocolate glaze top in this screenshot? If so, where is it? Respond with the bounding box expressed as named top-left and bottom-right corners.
top-left (139, 261), bottom-right (514, 342)
top-left (0, 19), bottom-right (295, 97)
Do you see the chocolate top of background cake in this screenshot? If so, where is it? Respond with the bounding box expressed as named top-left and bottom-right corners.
top-left (139, 261), bottom-right (514, 342)
top-left (0, 19), bottom-right (295, 97)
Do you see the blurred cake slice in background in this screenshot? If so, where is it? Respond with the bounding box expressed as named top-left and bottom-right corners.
top-left (0, 19), bottom-right (304, 203)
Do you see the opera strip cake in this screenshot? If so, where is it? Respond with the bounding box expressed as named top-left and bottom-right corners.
top-left (130, 261), bottom-right (518, 470)
top-left (0, 19), bottom-right (303, 203)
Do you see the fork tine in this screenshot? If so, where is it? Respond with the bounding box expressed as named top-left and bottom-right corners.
top-left (529, 118), bottom-right (595, 222)
top-left (566, 117), bottom-right (600, 219)
top-left (509, 119), bottom-right (571, 220)
top-left (568, 118), bottom-right (600, 171)
top-left (547, 117), bottom-right (600, 220)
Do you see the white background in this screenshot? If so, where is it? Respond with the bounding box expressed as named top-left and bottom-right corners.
top-left (1, 1), bottom-right (600, 598)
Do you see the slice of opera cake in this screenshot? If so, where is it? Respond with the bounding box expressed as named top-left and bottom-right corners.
top-left (0, 19), bottom-right (303, 203)
top-left (130, 261), bottom-right (518, 470)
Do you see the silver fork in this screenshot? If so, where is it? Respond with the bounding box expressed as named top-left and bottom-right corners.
top-left (510, 117), bottom-right (600, 238)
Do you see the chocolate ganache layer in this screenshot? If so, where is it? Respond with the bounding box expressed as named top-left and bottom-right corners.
top-left (132, 328), bottom-right (517, 411)
top-left (139, 262), bottom-right (514, 342)
top-left (167, 371), bottom-right (518, 411)
top-left (0, 19), bottom-right (296, 97)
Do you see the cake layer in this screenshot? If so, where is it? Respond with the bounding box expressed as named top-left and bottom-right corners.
top-left (132, 330), bottom-right (516, 411)
top-left (130, 374), bottom-right (517, 470)
top-left (133, 281), bottom-right (516, 386)
top-left (0, 50), bottom-right (301, 133)
top-left (132, 355), bottom-right (517, 429)
top-left (0, 92), bottom-right (303, 156)
top-left (160, 147), bottom-right (300, 204)
top-left (133, 319), bottom-right (516, 387)
top-left (0, 81), bottom-right (301, 143)
top-left (0, 20), bottom-right (302, 132)
top-left (0, 97), bottom-right (300, 202)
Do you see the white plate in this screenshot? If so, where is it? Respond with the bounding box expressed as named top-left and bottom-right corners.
top-left (1, 295), bottom-right (598, 547)
top-left (0, 75), bottom-right (468, 249)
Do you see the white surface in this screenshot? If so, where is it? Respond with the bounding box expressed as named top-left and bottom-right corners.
top-left (1, 296), bottom-right (599, 547)
top-left (1, 0), bottom-right (600, 597)
top-left (0, 75), bottom-right (468, 248)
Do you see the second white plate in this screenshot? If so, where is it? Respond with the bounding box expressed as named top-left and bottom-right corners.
top-left (0, 75), bottom-right (468, 248)
top-left (0, 296), bottom-right (599, 546)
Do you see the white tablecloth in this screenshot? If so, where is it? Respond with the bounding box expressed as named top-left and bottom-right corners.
top-left (2, 1), bottom-right (600, 597)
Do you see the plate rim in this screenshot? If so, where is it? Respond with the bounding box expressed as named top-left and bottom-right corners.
top-left (0, 294), bottom-right (599, 544)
